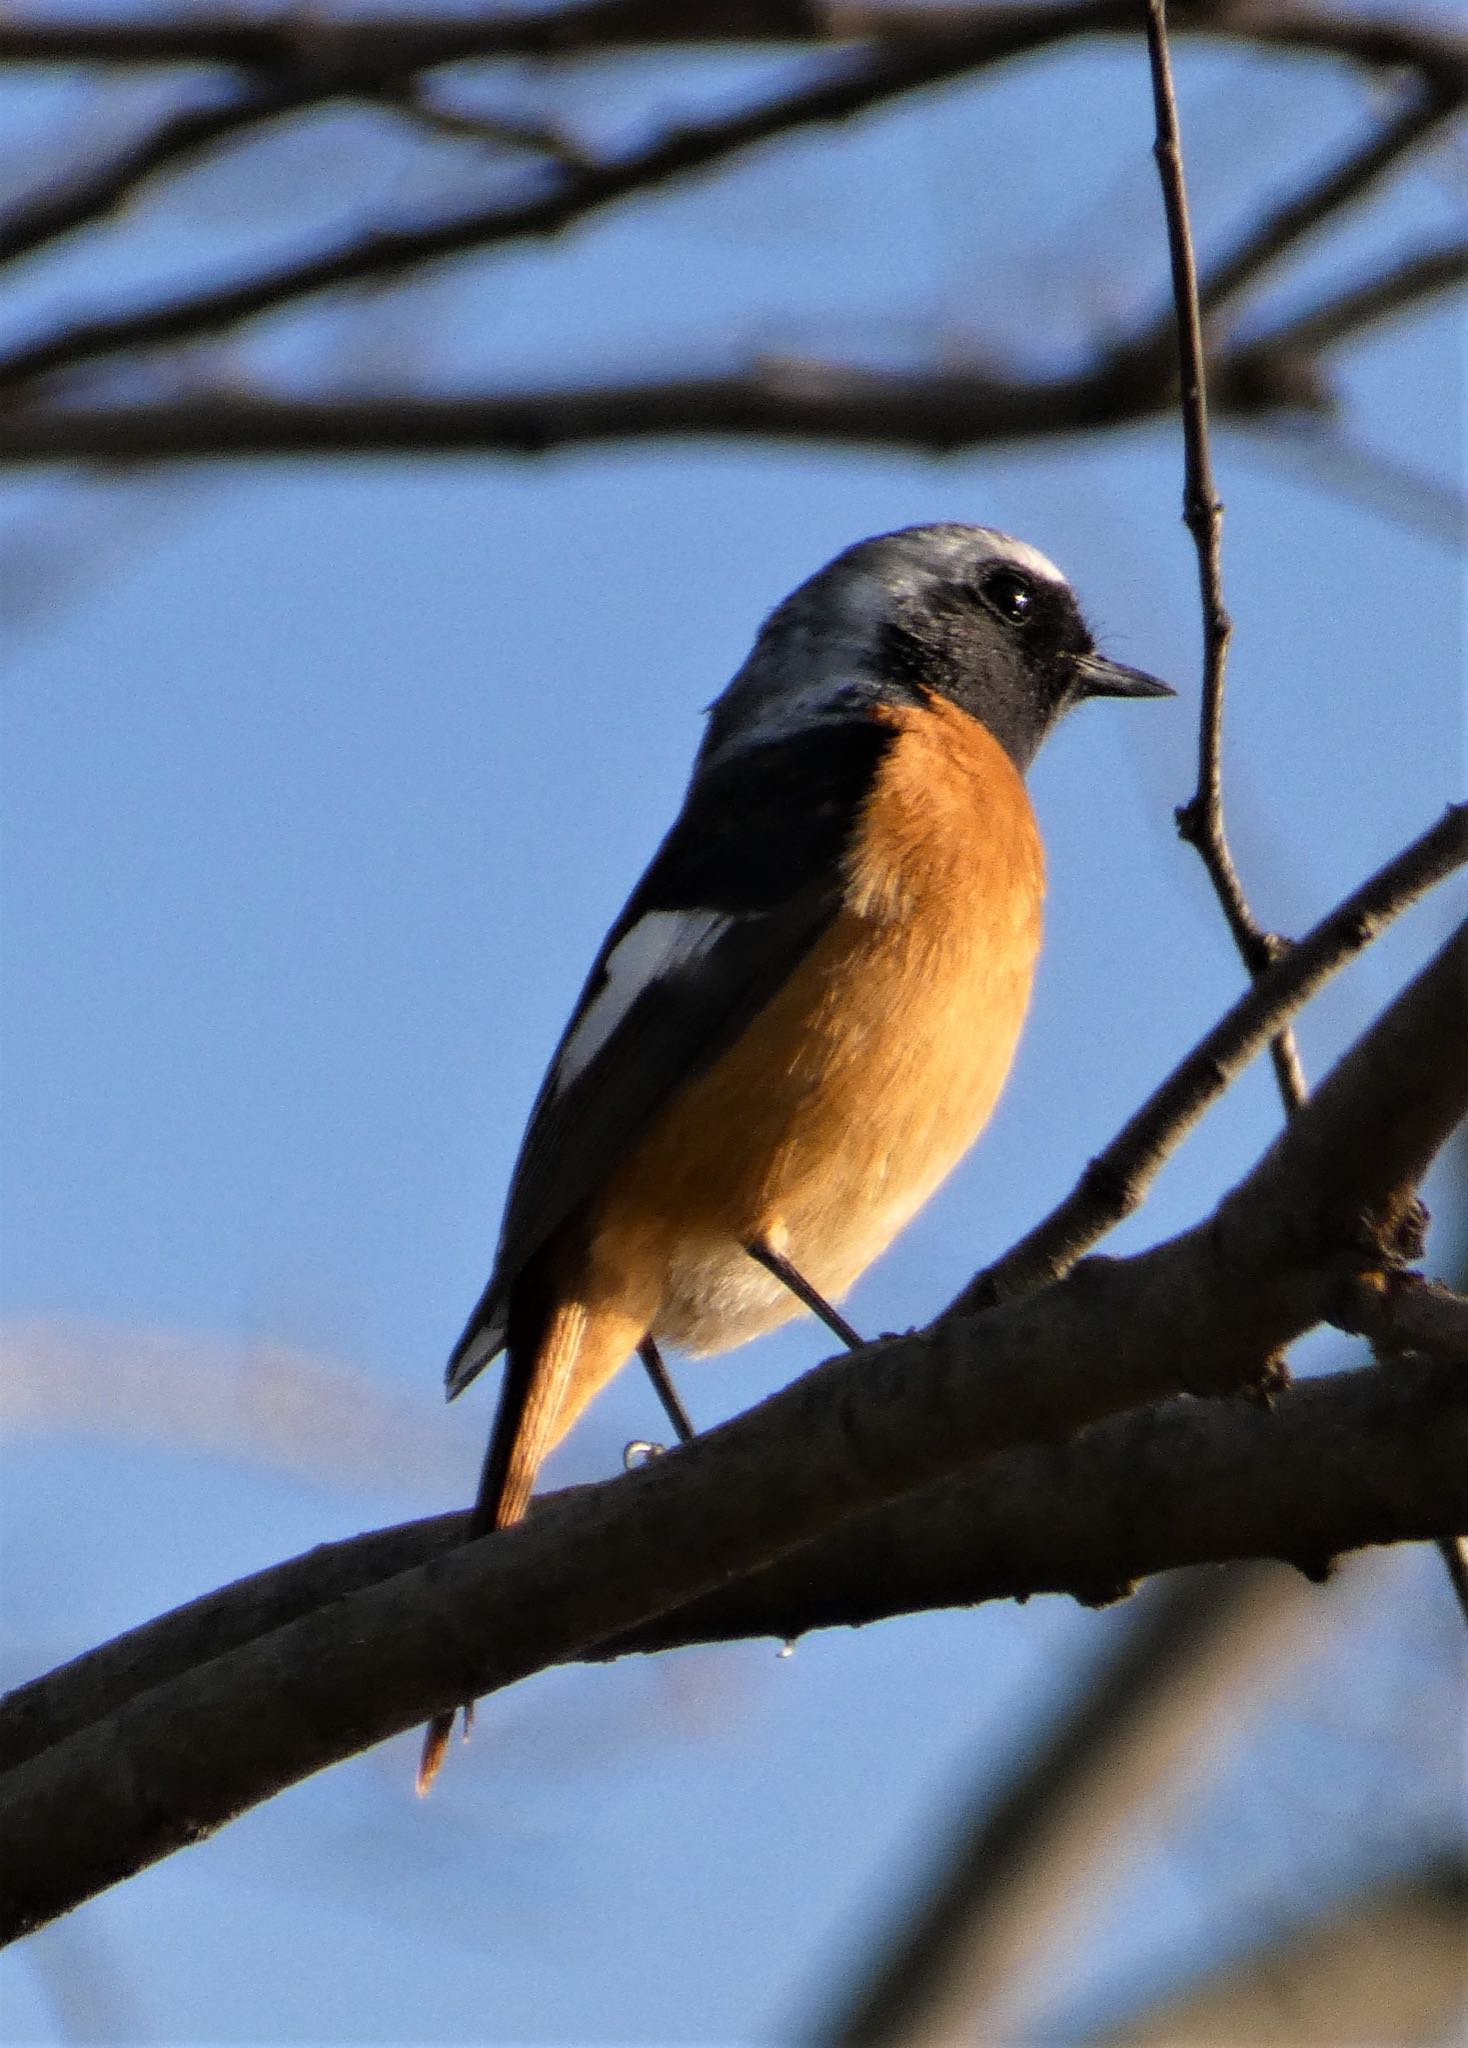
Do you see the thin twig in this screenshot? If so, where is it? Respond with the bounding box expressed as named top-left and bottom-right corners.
top-left (1143, 0), bottom-right (1468, 1624)
top-left (367, 78), bottom-right (595, 165)
top-left (0, 68), bottom-right (603, 279)
top-left (1145, 0), bottom-right (1306, 1107)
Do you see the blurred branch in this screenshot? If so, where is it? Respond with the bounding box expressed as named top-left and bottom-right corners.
top-left (814, 1563), bottom-right (1344, 2047)
top-left (0, 350), bottom-right (1329, 465)
top-left (0, 214), bottom-right (1459, 466)
top-left (1095, 1856), bottom-right (1468, 2045)
top-left (373, 80), bottom-right (595, 166)
top-left (0, 11), bottom-right (1459, 401)
top-left (0, 1318), bottom-right (462, 1493)
top-left (1229, 419), bottom-right (1468, 551)
top-left (0, 0), bottom-right (1461, 81)
top-left (0, 76), bottom-right (390, 275)
top-left (1152, 85), bottom-right (1462, 350)
top-left (0, 31), bottom-right (1077, 395)
top-left (1, 920), bottom-right (1464, 1938)
top-left (0, 63), bottom-right (600, 278)
top-left (1242, 234), bottom-right (1468, 359)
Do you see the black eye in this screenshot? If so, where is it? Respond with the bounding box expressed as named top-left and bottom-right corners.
top-left (981, 568), bottom-right (1034, 626)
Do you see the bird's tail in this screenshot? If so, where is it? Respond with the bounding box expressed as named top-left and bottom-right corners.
top-left (416, 1291), bottom-right (587, 1795)
top-left (417, 1283), bottom-right (644, 1794)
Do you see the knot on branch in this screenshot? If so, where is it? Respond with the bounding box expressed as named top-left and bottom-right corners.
top-left (1173, 795), bottom-right (1205, 847)
top-left (1356, 1190), bottom-right (1432, 1267)
top-left (1239, 1352), bottom-right (1293, 1407)
top-left (1336, 1265), bottom-right (1468, 1366)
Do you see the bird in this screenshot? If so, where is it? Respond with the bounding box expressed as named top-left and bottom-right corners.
top-left (418, 521), bottom-right (1171, 1790)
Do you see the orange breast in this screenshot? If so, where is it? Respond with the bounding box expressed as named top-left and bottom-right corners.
top-left (583, 697), bottom-right (1046, 1354)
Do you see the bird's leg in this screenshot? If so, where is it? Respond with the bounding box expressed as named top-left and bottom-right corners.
top-left (637, 1335), bottom-right (696, 1445)
top-left (745, 1237), bottom-right (865, 1351)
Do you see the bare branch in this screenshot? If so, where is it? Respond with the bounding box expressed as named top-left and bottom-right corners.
top-left (0, 64), bottom-right (600, 277)
top-left (1182, 88), bottom-right (1461, 341)
top-left (0, 9), bottom-right (1459, 400)
top-left (5, 1361), bottom-right (1461, 1784)
top-left (1146, 0), bottom-right (1308, 1118)
top-left (0, 31), bottom-right (1079, 396)
top-left (0, 356), bottom-right (1303, 467)
top-left (817, 1563), bottom-right (1343, 2047)
top-left (0, 920), bottom-right (1463, 1938)
top-left (374, 80), bottom-right (595, 167)
top-left (1145, 1), bottom-right (1467, 1617)
top-left (0, 0), bottom-right (1461, 84)
top-left (0, 346), bottom-right (1311, 466)
top-left (0, 77), bottom-right (373, 275)
top-left (954, 802), bottom-right (1468, 1311)
top-left (1244, 234), bottom-right (1468, 360)
top-left (1096, 1858), bottom-right (1468, 2045)
top-left (0, 216), bottom-right (1455, 470)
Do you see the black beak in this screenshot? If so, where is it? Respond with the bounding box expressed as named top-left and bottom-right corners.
top-left (1073, 652), bottom-right (1175, 701)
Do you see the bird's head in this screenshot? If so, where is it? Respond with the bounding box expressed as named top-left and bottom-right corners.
top-left (702, 523), bottom-right (1173, 773)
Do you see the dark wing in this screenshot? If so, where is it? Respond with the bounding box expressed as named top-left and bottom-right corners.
top-left (445, 716), bottom-right (892, 1396)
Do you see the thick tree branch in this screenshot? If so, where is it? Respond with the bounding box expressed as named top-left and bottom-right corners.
top-left (0, 921), bottom-right (1463, 1940)
top-left (5, 1361), bottom-right (1461, 1789)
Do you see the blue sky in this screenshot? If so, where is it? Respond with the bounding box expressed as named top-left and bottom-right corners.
top-left (1, 19), bottom-right (1464, 2044)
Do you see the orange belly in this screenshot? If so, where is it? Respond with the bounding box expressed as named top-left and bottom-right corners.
top-left (582, 697), bottom-right (1046, 1353)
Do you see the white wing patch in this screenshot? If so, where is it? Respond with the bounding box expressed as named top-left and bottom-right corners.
top-left (553, 908), bottom-right (730, 1092)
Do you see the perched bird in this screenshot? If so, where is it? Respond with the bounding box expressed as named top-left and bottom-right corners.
top-left (420, 522), bottom-right (1170, 1789)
